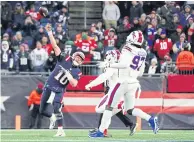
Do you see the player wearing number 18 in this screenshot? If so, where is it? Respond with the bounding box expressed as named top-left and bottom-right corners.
top-left (39, 24), bottom-right (85, 137)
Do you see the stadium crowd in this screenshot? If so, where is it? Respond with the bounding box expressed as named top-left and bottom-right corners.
top-left (1, 1), bottom-right (194, 75)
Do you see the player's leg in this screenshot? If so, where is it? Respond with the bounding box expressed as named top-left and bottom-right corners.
top-left (52, 92), bottom-right (65, 136)
top-left (115, 110), bottom-right (138, 135)
top-left (39, 87), bottom-right (54, 117)
top-left (125, 84), bottom-right (159, 134)
top-left (89, 83), bottom-right (125, 138)
top-left (29, 105), bottom-right (38, 129)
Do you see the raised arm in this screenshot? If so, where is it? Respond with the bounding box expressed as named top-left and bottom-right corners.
top-left (45, 24), bottom-right (61, 56)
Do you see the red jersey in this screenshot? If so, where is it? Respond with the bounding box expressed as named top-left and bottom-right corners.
top-left (42, 44), bottom-right (53, 55)
top-left (74, 39), bottom-right (96, 64)
top-left (154, 38), bottom-right (173, 60)
top-left (104, 35), bottom-right (118, 47)
top-left (25, 10), bottom-right (42, 21)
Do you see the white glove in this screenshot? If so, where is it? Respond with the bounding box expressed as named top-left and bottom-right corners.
top-left (29, 104), bottom-right (34, 111)
top-left (65, 70), bottom-right (73, 80)
top-left (85, 84), bottom-right (92, 90)
top-left (98, 62), bottom-right (110, 68)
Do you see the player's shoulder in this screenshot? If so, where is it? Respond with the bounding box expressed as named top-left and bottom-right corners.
top-left (138, 48), bottom-right (147, 57)
top-left (72, 67), bottom-right (82, 76)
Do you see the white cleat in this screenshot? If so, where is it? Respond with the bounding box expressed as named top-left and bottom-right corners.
top-left (54, 130), bottom-right (66, 137)
top-left (49, 114), bottom-right (57, 129)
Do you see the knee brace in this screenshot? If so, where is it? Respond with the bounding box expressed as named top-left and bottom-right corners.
top-left (127, 108), bottom-right (134, 115)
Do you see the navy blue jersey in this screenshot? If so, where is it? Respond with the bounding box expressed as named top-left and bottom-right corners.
top-left (1, 49), bottom-right (13, 70)
top-left (46, 52), bottom-right (82, 93)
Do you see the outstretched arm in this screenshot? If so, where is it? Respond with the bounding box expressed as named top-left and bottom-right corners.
top-left (45, 24), bottom-right (61, 56)
top-left (85, 68), bottom-right (114, 90)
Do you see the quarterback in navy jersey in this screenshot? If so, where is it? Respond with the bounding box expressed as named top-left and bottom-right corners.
top-left (39, 24), bottom-right (85, 137)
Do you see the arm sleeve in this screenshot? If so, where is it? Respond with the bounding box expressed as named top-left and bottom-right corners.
top-left (27, 91), bottom-right (34, 106)
top-left (88, 68), bottom-right (115, 87)
top-left (102, 6), bottom-right (107, 20)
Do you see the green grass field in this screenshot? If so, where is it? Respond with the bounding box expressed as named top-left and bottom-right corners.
top-left (1, 129), bottom-right (194, 142)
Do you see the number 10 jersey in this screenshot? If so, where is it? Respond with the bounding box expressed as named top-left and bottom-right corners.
top-left (45, 52), bottom-right (82, 93)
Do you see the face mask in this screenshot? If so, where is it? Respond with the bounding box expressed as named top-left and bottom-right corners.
top-left (73, 60), bottom-right (80, 66)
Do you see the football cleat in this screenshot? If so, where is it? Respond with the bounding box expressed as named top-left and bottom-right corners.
top-left (88, 130), bottom-right (104, 138)
top-left (49, 114), bottom-right (57, 129)
top-left (149, 116), bottom-right (159, 134)
top-left (89, 128), bottom-right (98, 134)
top-left (54, 130), bottom-right (66, 137)
top-left (129, 123), bottom-right (138, 136)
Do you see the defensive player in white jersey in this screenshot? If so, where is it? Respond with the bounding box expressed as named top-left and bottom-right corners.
top-left (89, 31), bottom-right (159, 138)
top-left (85, 50), bottom-right (137, 137)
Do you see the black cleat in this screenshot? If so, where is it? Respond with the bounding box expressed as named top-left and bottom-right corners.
top-left (89, 128), bottom-right (98, 134)
top-left (130, 123), bottom-right (138, 136)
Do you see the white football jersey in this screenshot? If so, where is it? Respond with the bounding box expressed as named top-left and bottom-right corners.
top-left (118, 43), bottom-right (147, 83)
top-left (104, 68), bottom-right (119, 88)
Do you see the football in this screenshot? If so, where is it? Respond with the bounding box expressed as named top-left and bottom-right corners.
top-left (39, 7), bottom-right (48, 17)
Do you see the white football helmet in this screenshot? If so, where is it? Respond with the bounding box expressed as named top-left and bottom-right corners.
top-left (126, 30), bottom-right (144, 46)
top-left (104, 50), bottom-right (120, 63)
top-left (72, 51), bottom-right (85, 66)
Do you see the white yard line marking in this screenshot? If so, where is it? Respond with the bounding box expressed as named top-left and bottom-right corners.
top-left (2, 140), bottom-right (194, 142)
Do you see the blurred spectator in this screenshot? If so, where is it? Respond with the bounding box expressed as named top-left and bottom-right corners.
top-left (117, 16), bottom-right (131, 47)
top-left (147, 22), bottom-right (157, 50)
top-left (17, 44), bottom-right (31, 71)
top-left (172, 33), bottom-right (191, 62)
top-left (74, 34), bottom-right (97, 64)
top-left (52, 5), bottom-right (70, 28)
top-left (96, 21), bottom-right (105, 41)
top-left (33, 25), bottom-right (46, 45)
top-left (147, 58), bottom-right (160, 75)
top-left (187, 18), bottom-right (194, 42)
top-left (2, 33), bottom-right (11, 45)
top-left (158, 1), bottom-right (173, 20)
top-left (183, 5), bottom-right (193, 24)
top-left (129, 1), bottom-right (143, 22)
top-left (41, 35), bottom-right (53, 55)
top-left (153, 29), bottom-right (173, 64)
top-left (12, 31), bottom-right (25, 53)
top-left (63, 40), bottom-right (77, 56)
top-left (1, 41), bottom-right (14, 71)
top-left (170, 25), bottom-right (183, 44)
top-left (23, 15), bottom-right (37, 37)
top-left (30, 41), bottom-right (48, 72)
top-left (88, 23), bottom-right (101, 42)
top-left (131, 17), bottom-right (141, 31)
top-left (176, 45), bottom-right (194, 73)
top-left (104, 28), bottom-right (118, 52)
top-left (12, 3), bottom-right (25, 32)
top-left (102, 1), bottom-right (120, 29)
top-left (160, 55), bottom-right (176, 73)
top-left (53, 23), bottom-right (68, 44)
top-left (44, 51), bottom-right (57, 72)
top-left (1, 2), bottom-right (12, 31)
top-left (25, 4), bottom-right (42, 21)
top-left (28, 82), bottom-right (43, 129)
